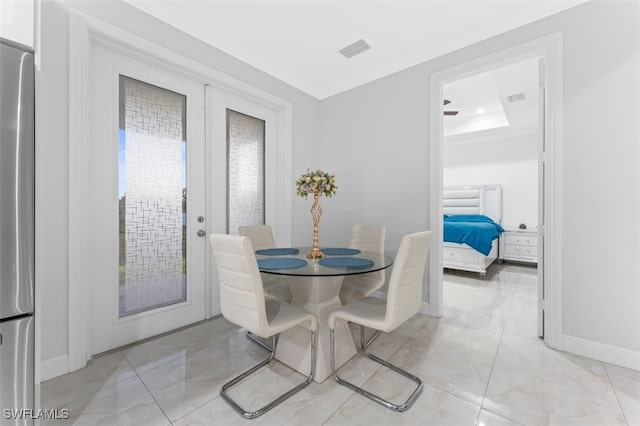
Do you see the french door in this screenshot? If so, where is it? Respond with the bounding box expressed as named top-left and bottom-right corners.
top-left (88, 45), bottom-right (207, 355)
top-left (206, 87), bottom-right (282, 315)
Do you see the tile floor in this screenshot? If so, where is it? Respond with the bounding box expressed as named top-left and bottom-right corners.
top-left (41, 263), bottom-right (640, 425)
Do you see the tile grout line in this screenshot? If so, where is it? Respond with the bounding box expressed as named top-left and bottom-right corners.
top-left (474, 275), bottom-right (518, 426)
top-left (602, 363), bottom-right (632, 426)
top-left (122, 349), bottom-right (175, 425)
top-left (123, 339), bottom-right (225, 425)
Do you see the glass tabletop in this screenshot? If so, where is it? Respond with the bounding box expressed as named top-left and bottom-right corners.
top-left (256, 247), bottom-right (393, 277)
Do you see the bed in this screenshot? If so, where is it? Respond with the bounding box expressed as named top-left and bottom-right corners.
top-left (442, 185), bottom-right (503, 278)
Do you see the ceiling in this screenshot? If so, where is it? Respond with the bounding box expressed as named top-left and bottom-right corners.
top-left (124, 0), bottom-right (589, 100)
top-left (443, 56), bottom-right (539, 138)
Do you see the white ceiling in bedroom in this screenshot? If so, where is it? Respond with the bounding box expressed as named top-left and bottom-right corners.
top-left (123, 0), bottom-right (589, 100)
top-left (443, 57), bottom-right (540, 138)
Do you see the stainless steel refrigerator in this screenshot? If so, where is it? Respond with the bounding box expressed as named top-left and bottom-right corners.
top-left (0, 38), bottom-right (35, 426)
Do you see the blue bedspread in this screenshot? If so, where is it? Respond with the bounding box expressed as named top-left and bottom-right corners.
top-left (444, 215), bottom-right (504, 256)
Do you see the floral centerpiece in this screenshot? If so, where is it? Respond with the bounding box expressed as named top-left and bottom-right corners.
top-left (296, 169), bottom-right (337, 258)
top-left (296, 169), bottom-right (337, 199)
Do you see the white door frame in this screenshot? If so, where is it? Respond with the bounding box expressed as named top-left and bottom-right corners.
top-left (427, 33), bottom-right (564, 350)
top-left (67, 10), bottom-right (293, 372)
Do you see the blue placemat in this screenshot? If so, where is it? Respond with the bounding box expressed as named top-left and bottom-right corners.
top-left (255, 248), bottom-right (300, 256)
top-left (258, 257), bottom-right (307, 270)
top-left (318, 257), bottom-right (374, 268)
top-left (321, 247), bottom-right (361, 256)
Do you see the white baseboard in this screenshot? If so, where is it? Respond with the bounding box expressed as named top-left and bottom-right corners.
top-left (40, 355), bottom-right (69, 382)
top-left (563, 335), bottom-right (640, 371)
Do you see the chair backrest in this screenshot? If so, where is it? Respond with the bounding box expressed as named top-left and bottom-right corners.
top-left (348, 224), bottom-right (385, 253)
top-left (383, 231), bottom-right (432, 331)
top-left (239, 225), bottom-right (276, 250)
top-left (344, 224), bottom-right (386, 291)
top-left (210, 233), bottom-right (270, 336)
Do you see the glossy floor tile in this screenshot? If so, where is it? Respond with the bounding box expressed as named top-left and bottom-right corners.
top-left (41, 263), bottom-right (638, 425)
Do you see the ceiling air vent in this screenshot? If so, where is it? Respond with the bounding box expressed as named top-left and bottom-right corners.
top-left (507, 92), bottom-right (526, 103)
top-left (339, 39), bottom-right (371, 59)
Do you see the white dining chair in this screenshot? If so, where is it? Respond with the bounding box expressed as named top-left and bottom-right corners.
top-left (329, 231), bottom-right (432, 412)
top-left (239, 224), bottom-right (292, 303)
top-left (238, 224), bottom-right (294, 352)
top-left (210, 233), bottom-right (317, 419)
top-left (339, 224), bottom-right (386, 305)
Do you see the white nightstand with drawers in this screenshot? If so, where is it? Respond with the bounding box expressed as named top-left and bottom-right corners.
top-left (499, 228), bottom-right (538, 264)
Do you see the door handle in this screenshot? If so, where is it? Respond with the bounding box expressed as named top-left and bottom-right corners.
top-left (196, 230), bottom-right (206, 237)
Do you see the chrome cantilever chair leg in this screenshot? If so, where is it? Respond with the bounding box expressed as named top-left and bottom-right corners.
top-left (246, 331), bottom-right (273, 352)
top-left (330, 325), bottom-right (423, 412)
top-left (221, 330), bottom-right (316, 420)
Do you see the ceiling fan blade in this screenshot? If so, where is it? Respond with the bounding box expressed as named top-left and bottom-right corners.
top-left (443, 99), bottom-right (451, 106)
top-left (444, 111), bottom-right (459, 116)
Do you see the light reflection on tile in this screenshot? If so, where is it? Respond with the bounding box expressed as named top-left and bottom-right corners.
top-left (139, 333), bottom-right (267, 421)
top-left (41, 351), bottom-right (137, 410)
top-left (42, 376), bottom-right (169, 426)
top-left (476, 408), bottom-right (526, 425)
top-left (41, 263), bottom-right (637, 425)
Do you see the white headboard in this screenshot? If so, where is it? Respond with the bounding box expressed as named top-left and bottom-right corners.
top-left (443, 184), bottom-right (502, 224)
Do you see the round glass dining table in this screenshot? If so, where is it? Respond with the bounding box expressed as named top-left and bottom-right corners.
top-left (255, 247), bottom-right (394, 383)
top-left (256, 247), bottom-right (393, 276)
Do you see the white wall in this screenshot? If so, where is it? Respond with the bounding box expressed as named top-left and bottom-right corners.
top-left (0, 0), bottom-right (34, 47)
top-left (444, 131), bottom-right (538, 228)
top-left (560, 1), bottom-right (639, 360)
top-left (316, 66), bottom-right (431, 251)
top-left (319, 1), bottom-right (639, 363)
top-left (37, 0), bottom-right (319, 373)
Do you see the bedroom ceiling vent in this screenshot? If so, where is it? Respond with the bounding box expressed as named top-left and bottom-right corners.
top-left (507, 92), bottom-right (526, 103)
top-left (339, 39), bottom-right (371, 59)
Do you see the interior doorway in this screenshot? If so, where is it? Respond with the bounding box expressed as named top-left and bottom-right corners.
top-left (428, 34), bottom-right (564, 349)
top-left (441, 57), bottom-right (542, 337)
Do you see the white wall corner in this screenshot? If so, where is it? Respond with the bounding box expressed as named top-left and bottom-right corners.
top-left (40, 355), bottom-right (70, 382)
top-left (563, 335), bottom-right (640, 372)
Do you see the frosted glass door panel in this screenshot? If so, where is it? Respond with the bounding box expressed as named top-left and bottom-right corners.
top-left (227, 109), bottom-right (265, 234)
top-left (119, 76), bottom-right (187, 317)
